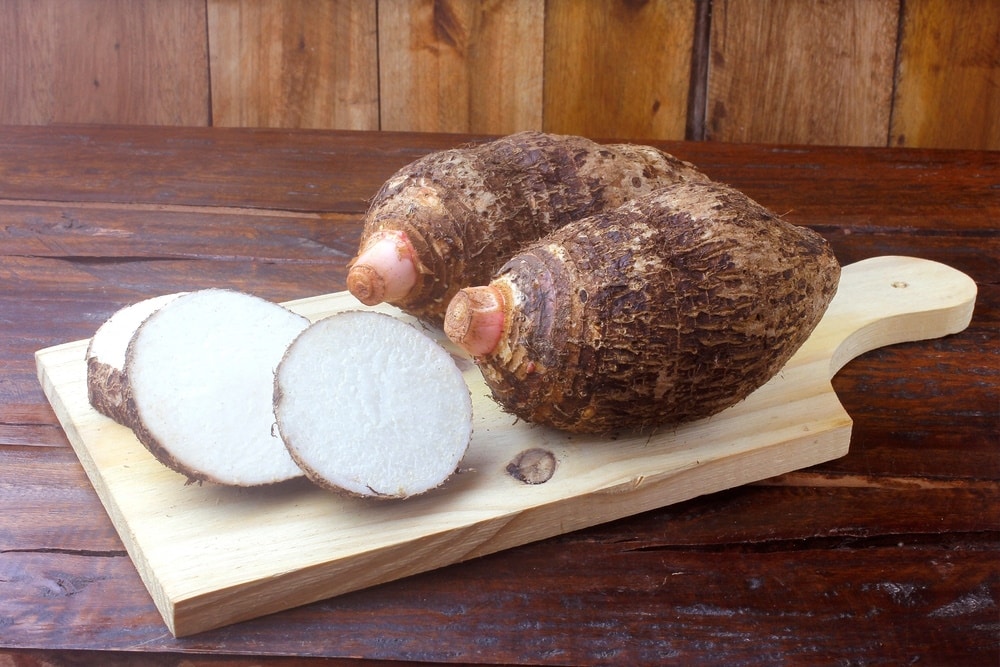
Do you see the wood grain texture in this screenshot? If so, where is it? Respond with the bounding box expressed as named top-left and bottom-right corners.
top-left (0, 0), bottom-right (209, 126)
top-left (207, 0), bottom-right (379, 130)
top-left (377, 0), bottom-right (544, 133)
top-left (706, 0), bottom-right (899, 146)
top-left (1, 127), bottom-right (997, 663)
top-left (0, 125), bottom-right (461, 211)
top-left (1, 0), bottom-right (998, 149)
top-left (890, 0), bottom-right (1000, 150)
top-left (543, 0), bottom-right (696, 141)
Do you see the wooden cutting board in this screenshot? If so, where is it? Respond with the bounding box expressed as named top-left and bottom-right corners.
top-left (35, 256), bottom-right (977, 637)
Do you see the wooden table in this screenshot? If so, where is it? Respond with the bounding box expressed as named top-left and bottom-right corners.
top-left (1, 126), bottom-right (997, 665)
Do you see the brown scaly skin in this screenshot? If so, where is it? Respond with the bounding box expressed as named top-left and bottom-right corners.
top-left (467, 181), bottom-right (842, 434)
top-left (352, 131), bottom-right (710, 324)
top-left (86, 357), bottom-right (129, 424)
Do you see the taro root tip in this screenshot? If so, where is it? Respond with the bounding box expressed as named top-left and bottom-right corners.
top-left (347, 230), bottom-right (418, 306)
top-left (445, 285), bottom-right (506, 357)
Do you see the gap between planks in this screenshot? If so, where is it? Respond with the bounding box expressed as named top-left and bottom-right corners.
top-left (756, 470), bottom-right (996, 491)
top-left (0, 198), bottom-right (336, 219)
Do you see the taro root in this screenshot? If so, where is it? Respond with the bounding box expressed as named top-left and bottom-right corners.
top-left (120, 289), bottom-right (309, 486)
top-left (86, 292), bottom-right (185, 424)
top-left (273, 311), bottom-right (472, 499)
top-left (347, 131), bottom-right (709, 324)
top-left (445, 181), bottom-right (841, 434)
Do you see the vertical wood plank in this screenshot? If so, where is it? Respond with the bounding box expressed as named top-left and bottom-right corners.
top-left (542, 0), bottom-right (696, 141)
top-left (207, 0), bottom-right (379, 130)
top-left (0, 1), bottom-right (57, 124)
top-left (890, 0), bottom-right (1000, 150)
top-left (0, 0), bottom-right (209, 126)
top-left (377, 0), bottom-right (544, 134)
top-left (707, 0), bottom-right (899, 146)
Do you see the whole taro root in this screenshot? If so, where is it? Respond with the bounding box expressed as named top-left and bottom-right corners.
top-left (444, 181), bottom-right (842, 434)
top-left (347, 131), bottom-right (709, 324)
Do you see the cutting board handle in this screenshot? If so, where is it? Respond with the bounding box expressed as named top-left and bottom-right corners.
top-left (810, 255), bottom-right (977, 378)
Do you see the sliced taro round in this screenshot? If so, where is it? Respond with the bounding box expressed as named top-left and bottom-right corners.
top-left (274, 311), bottom-right (472, 499)
top-left (123, 289), bottom-right (309, 486)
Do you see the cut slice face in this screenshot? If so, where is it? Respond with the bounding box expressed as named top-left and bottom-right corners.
top-left (123, 289), bottom-right (309, 486)
top-left (274, 311), bottom-right (472, 499)
top-left (87, 292), bottom-right (186, 423)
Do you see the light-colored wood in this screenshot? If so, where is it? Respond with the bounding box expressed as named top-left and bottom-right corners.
top-left (34, 256), bottom-right (977, 636)
top-left (377, 0), bottom-right (544, 134)
top-left (542, 0), bottom-right (695, 141)
top-left (706, 0), bottom-right (898, 146)
top-left (890, 0), bottom-right (1000, 150)
top-left (0, 0), bottom-right (209, 126)
top-left (207, 0), bottom-right (379, 130)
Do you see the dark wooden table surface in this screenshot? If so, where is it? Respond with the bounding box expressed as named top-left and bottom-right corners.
top-left (1, 126), bottom-right (997, 666)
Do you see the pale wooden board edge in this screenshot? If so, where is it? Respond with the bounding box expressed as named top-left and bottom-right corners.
top-left (34, 256), bottom-right (977, 636)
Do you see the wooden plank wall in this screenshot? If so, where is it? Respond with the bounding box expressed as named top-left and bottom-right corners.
top-left (1, 0), bottom-right (997, 149)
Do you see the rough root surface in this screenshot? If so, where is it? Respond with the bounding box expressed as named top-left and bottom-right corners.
top-left (476, 181), bottom-right (842, 434)
top-left (357, 131), bottom-right (710, 323)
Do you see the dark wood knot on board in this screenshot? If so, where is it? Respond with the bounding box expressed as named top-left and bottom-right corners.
top-left (506, 448), bottom-right (557, 484)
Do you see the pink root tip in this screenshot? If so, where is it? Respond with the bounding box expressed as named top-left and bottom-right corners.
top-left (347, 231), bottom-right (418, 306)
top-left (445, 286), bottom-right (506, 357)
